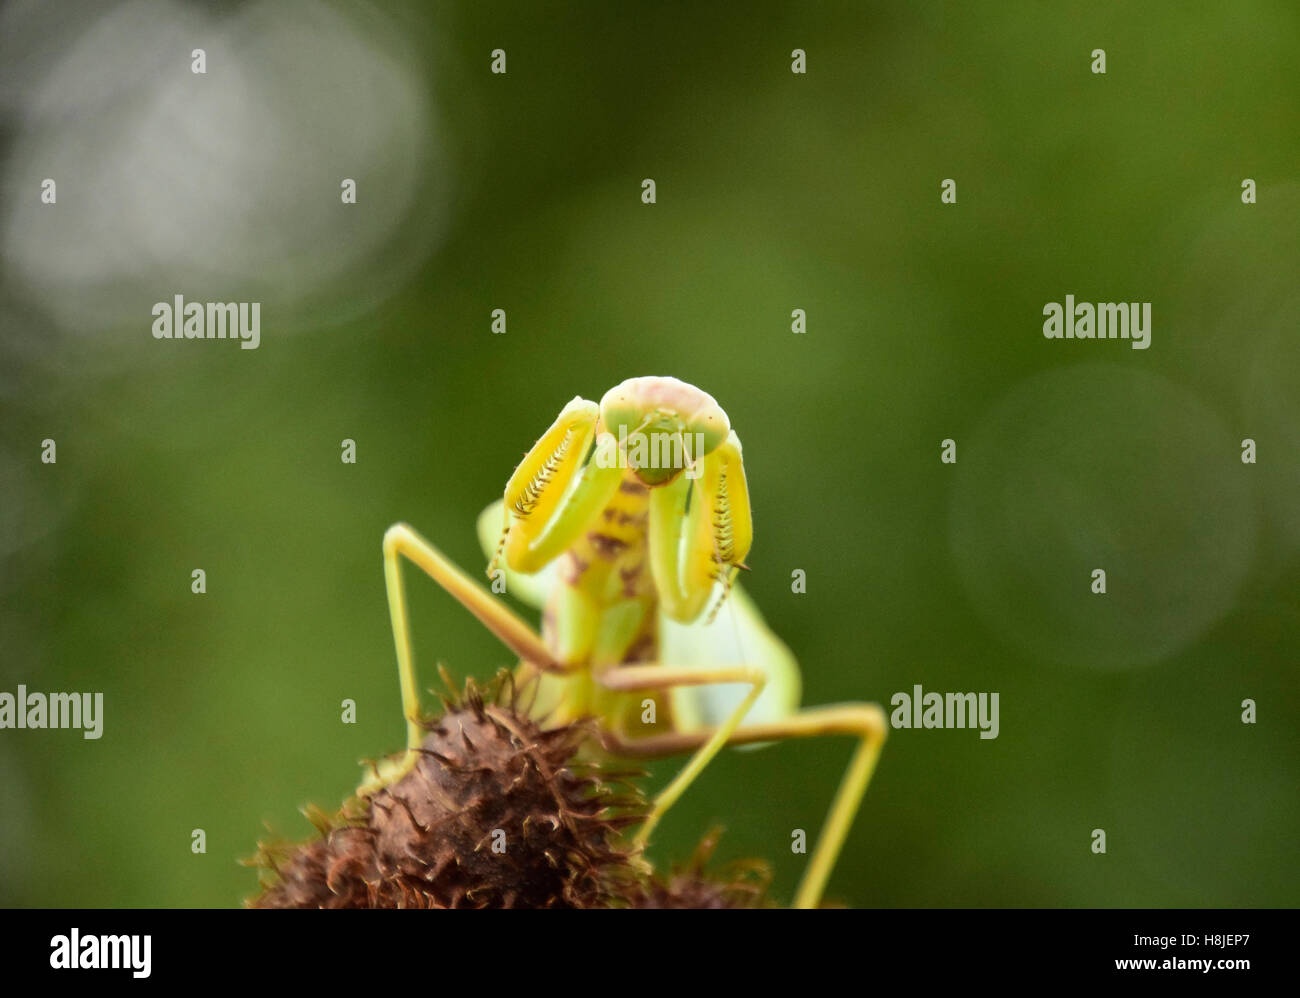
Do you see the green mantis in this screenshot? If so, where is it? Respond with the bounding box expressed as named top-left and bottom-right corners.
top-left (360, 375), bottom-right (887, 908)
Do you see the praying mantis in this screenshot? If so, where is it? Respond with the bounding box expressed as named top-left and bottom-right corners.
top-left (358, 376), bottom-right (887, 908)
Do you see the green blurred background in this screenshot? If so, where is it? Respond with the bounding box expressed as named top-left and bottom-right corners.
top-left (1, 0), bottom-right (1297, 907)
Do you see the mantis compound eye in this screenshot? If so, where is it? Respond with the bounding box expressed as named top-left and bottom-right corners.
top-left (684, 406), bottom-right (730, 457)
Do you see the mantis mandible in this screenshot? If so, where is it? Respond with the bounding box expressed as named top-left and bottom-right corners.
top-left (359, 376), bottom-right (887, 908)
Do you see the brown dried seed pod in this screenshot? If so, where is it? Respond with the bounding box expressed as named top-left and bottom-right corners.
top-left (624, 827), bottom-right (774, 909)
top-left (248, 676), bottom-right (647, 909)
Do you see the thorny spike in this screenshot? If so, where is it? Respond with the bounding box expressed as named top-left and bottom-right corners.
top-left (300, 803), bottom-right (335, 839)
top-left (513, 428), bottom-right (574, 519)
top-left (488, 520), bottom-right (510, 581)
top-left (436, 663), bottom-right (458, 703)
top-left (689, 825), bottom-right (725, 871)
top-left (498, 667), bottom-right (519, 709)
top-left (392, 795), bottom-right (434, 831)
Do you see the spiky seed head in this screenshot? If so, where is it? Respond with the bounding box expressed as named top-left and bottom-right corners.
top-left (248, 677), bottom-right (645, 909)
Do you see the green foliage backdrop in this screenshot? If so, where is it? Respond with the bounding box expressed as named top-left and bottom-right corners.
top-left (1, 0), bottom-right (1296, 906)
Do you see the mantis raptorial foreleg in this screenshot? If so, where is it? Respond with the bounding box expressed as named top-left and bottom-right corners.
top-left (493, 397), bottom-right (623, 575)
top-left (359, 523), bottom-right (567, 796)
top-left (649, 431), bottom-right (752, 622)
top-left (600, 700), bottom-right (888, 910)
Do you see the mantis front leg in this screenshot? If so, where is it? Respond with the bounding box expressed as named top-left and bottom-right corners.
top-left (649, 430), bottom-right (752, 623)
top-left (493, 396), bottom-right (624, 575)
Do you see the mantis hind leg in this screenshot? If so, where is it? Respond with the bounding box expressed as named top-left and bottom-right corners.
top-left (599, 696), bottom-right (888, 910)
top-left (595, 664), bottom-right (768, 850)
top-left (359, 522), bottom-right (565, 797)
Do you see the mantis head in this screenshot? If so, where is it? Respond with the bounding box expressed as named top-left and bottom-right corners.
top-left (495, 376), bottom-right (752, 623)
top-left (599, 376), bottom-right (731, 487)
